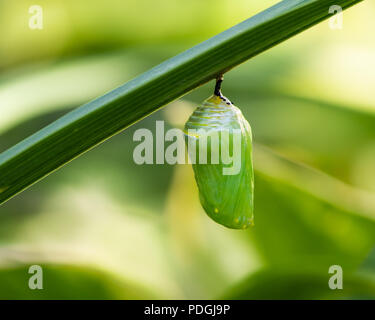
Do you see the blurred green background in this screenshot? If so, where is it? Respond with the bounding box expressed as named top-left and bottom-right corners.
top-left (0, 0), bottom-right (375, 299)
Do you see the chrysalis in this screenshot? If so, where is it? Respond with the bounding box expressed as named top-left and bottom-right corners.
top-left (184, 76), bottom-right (254, 229)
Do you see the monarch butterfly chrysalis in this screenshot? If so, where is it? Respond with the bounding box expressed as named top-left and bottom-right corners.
top-left (184, 76), bottom-right (254, 229)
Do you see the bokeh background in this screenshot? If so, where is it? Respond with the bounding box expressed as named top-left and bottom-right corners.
top-left (0, 0), bottom-right (375, 299)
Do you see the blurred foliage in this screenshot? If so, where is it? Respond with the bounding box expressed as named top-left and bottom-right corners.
top-left (0, 0), bottom-right (374, 299)
top-left (0, 264), bottom-right (157, 299)
top-left (0, 0), bottom-right (278, 69)
top-left (223, 268), bottom-right (375, 299)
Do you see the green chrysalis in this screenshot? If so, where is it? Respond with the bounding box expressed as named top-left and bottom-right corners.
top-left (184, 77), bottom-right (254, 229)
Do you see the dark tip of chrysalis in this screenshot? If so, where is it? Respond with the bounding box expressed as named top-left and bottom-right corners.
top-left (214, 75), bottom-right (232, 105)
top-left (214, 75), bottom-right (224, 97)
